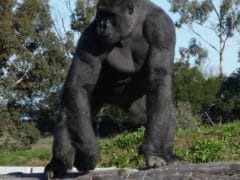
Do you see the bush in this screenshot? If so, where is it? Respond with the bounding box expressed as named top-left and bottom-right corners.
top-left (97, 105), bottom-right (142, 137)
top-left (175, 101), bottom-right (201, 129)
top-left (174, 61), bottom-right (221, 115)
top-left (0, 108), bottom-right (40, 151)
top-left (113, 127), bottom-right (145, 149)
top-left (99, 127), bottom-right (145, 168)
top-left (174, 61), bottom-right (206, 113)
top-left (214, 68), bottom-right (240, 121)
top-left (189, 139), bottom-right (226, 163)
top-left (21, 122), bottom-right (41, 145)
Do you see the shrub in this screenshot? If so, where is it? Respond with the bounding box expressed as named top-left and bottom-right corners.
top-left (190, 139), bottom-right (225, 163)
top-left (113, 127), bottom-right (145, 149)
top-left (99, 127), bottom-right (145, 168)
top-left (98, 105), bottom-right (142, 137)
top-left (0, 108), bottom-right (40, 151)
top-left (175, 101), bottom-right (201, 129)
top-left (214, 68), bottom-right (240, 121)
top-left (174, 61), bottom-right (221, 116)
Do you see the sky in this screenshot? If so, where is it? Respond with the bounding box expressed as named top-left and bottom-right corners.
top-left (49, 0), bottom-right (240, 76)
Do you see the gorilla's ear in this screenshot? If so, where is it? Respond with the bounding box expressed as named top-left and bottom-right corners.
top-left (127, 0), bottom-right (134, 15)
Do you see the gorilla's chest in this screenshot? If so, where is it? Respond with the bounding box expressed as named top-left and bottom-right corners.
top-left (97, 37), bottom-right (149, 101)
top-left (105, 36), bottom-right (149, 74)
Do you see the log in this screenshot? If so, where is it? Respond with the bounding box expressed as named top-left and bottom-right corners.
top-left (1, 161), bottom-right (240, 179)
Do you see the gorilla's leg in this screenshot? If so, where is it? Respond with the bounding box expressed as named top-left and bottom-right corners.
top-left (127, 96), bottom-right (168, 167)
top-left (127, 96), bottom-right (147, 123)
top-left (44, 112), bottom-right (74, 178)
top-left (142, 75), bottom-right (175, 167)
top-left (141, 49), bottom-right (177, 168)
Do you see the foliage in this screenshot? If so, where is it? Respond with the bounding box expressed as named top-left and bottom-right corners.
top-left (70, 0), bottom-right (97, 32)
top-left (209, 68), bottom-right (240, 122)
top-left (179, 38), bottom-right (208, 65)
top-left (219, 68), bottom-right (240, 112)
top-left (0, 107), bottom-right (40, 151)
top-left (175, 101), bottom-right (201, 129)
top-left (174, 61), bottom-right (205, 112)
top-left (99, 127), bottom-right (145, 168)
top-left (173, 60), bottom-right (240, 124)
top-left (1, 122), bottom-right (240, 166)
top-left (0, 0), bottom-right (70, 134)
top-left (175, 121), bottom-right (240, 163)
top-left (174, 61), bottom-right (221, 114)
top-left (97, 106), bottom-right (141, 137)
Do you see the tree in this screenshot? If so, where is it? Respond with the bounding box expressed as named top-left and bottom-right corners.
top-left (216, 68), bottom-right (240, 121)
top-left (174, 61), bottom-right (206, 112)
top-left (174, 61), bottom-right (221, 114)
top-left (168, 0), bottom-right (240, 78)
top-left (179, 38), bottom-right (208, 66)
top-left (0, 0), bottom-right (18, 84)
top-left (70, 0), bottom-right (97, 33)
top-left (0, 0), bottom-right (70, 137)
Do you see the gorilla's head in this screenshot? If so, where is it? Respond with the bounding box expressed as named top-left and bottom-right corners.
top-left (95, 0), bottom-right (139, 45)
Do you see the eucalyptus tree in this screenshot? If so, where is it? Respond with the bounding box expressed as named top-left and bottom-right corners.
top-left (0, 0), bottom-right (70, 134)
top-left (168, 0), bottom-right (240, 78)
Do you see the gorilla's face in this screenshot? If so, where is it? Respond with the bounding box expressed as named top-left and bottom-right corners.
top-left (95, 0), bottom-right (136, 45)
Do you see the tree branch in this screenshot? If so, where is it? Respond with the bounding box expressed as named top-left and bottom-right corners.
top-left (193, 21), bottom-right (217, 34)
top-left (13, 65), bottom-right (32, 86)
top-left (65, 0), bottom-right (74, 15)
top-left (221, 35), bottom-right (229, 54)
top-left (210, 0), bottom-right (221, 22)
top-left (188, 24), bottom-right (219, 53)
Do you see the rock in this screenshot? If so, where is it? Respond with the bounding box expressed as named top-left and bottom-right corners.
top-left (0, 161), bottom-right (240, 179)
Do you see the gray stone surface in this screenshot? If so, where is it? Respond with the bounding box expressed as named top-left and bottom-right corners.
top-left (0, 162), bottom-right (240, 179)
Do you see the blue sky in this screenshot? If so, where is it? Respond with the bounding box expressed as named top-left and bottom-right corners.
top-left (50, 0), bottom-right (240, 76)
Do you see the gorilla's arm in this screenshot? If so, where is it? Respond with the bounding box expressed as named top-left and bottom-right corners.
top-left (61, 54), bottom-right (100, 171)
top-left (45, 26), bottom-right (109, 178)
top-left (141, 12), bottom-right (176, 166)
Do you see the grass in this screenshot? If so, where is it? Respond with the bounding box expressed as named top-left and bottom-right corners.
top-left (0, 121), bottom-right (240, 167)
top-left (0, 149), bottom-right (51, 166)
top-left (174, 122), bottom-right (240, 163)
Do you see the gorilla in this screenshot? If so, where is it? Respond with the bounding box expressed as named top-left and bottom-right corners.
top-left (45, 0), bottom-right (177, 178)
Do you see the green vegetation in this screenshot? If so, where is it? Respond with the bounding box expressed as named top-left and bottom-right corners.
top-left (0, 121), bottom-right (239, 167)
top-left (0, 108), bottom-right (40, 151)
top-left (99, 127), bottom-right (145, 167)
top-left (175, 122), bottom-right (240, 163)
top-left (0, 149), bottom-right (51, 166)
top-left (0, 0), bottom-right (240, 169)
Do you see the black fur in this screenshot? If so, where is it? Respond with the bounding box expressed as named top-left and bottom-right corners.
top-left (45, 0), bottom-right (177, 178)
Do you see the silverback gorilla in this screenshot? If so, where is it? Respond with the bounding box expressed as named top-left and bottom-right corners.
top-left (45, 0), bottom-right (177, 178)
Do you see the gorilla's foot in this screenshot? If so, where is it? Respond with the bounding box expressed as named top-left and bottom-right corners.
top-left (44, 160), bottom-right (69, 179)
top-left (145, 155), bottom-right (167, 168)
top-left (74, 151), bottom-right (98, 172)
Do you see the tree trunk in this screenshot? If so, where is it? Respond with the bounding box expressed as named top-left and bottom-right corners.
top-left (220, 51), bottom-right (224, 79)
